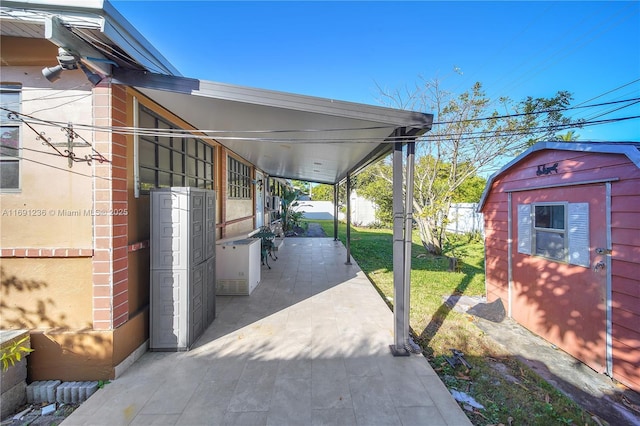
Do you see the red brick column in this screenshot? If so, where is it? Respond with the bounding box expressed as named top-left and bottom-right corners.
top-left (92, 83), bottom-right (129, 330)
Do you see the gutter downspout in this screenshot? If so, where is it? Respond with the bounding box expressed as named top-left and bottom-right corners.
top-left (133, 96), bottom-right (139, 199)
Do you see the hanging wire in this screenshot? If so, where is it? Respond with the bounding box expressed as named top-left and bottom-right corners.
top-left (3, 96), bottom-right (638, 143)
top-left (8, 112), bottom-right (110, 165)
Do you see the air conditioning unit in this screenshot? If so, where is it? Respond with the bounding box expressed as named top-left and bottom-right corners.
top-left (271, 196), bottom-right (281, 212)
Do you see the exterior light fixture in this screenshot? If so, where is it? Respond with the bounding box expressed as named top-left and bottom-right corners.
top-left (41, 65), bottom-right (64, 82)
top-left (42, 47), bottom-right (102, 86)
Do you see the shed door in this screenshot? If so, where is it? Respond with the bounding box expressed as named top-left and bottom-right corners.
top-left (511, 184), bottom-right (607, 373)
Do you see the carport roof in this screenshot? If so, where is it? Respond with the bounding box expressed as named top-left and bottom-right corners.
top-left (113, 69), bottom-right (432, 184)
top-left (1, 0), bottom-right (433, 185)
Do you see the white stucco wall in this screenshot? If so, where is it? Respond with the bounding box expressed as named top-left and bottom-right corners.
top-left (1, 66), bottom-right (95, 248)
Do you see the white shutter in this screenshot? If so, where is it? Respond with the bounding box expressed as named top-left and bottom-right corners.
top-left (568, 203), bottom-right (590, 267)
top-left (517, 204), bottom-right (532, 255)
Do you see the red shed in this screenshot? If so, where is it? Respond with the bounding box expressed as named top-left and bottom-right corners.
top-left (478, 141), bottom-right (640, 392)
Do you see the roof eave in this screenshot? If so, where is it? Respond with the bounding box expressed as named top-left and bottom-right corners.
top-left (477, 141), bottom-right (640, 212)
top-left (1, 0), bottom-right (181, 76)
top-left (112, 68), bottom-right (433, 129)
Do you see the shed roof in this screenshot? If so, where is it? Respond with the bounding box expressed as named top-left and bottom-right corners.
top-left (1, 0), bottom-right (432, 184)
top-left (477, 141), bottom-right (640, 211)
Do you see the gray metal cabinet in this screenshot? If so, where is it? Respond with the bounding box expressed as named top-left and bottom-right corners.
top-left (150, 187), bottom-right (216, 351)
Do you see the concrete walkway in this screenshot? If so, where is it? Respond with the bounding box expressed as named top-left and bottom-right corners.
top-left (62, 238), bottom-right (470, 425)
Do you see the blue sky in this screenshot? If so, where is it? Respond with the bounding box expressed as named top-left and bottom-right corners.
top-left (111, 1), bottom-right (640, 142)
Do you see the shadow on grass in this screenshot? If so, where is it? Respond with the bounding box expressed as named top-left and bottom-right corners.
top-left (414, 259), bottom-right (484, 356)
top-left (311, 220), bottom-right (486, 347)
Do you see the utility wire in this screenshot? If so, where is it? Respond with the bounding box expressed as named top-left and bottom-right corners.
top-left (582, 100), bottom-right (640, 122)
top-left (10, 112), bottom-right (638, 144)
top-left (13, 152), bottom-right (110, 180)
top-left (573, 78), bottom-right (640, 108)
top-left (487, 2), bottom-right (637, 102)
top-left (3, 96), bottom-right (638, 139)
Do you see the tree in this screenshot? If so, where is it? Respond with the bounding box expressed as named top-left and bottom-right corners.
top-left (520, 91), bottom-right (577, 147)
top-left (452, 175), bottom-right (486, 203)
top-left (357, 165), bottom-right (394, 223)
top-left (291, 180), bottom-right (310, 195)
top-left (310, 184), bottom-right (333, 201)
top-left (553, 130), bottom-right (580, 141)
top-left (374, 79), bottom-right (577, 255)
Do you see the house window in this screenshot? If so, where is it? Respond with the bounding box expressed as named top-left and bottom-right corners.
top-left (138, 106), bottom-right (214, 192)
top-left (533, 204), bottom-right (566, 261)
top-left (518, 202), bottom-right (590, 267)
top-left (227, 156), bottom-right (251, 199)
top-left (0, 84), bottom-right (21, 191)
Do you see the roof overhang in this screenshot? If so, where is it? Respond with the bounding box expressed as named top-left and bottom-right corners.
top-left (113, 69), bottom-right (433, 184)
top-left (477, 141), bottom-right (640, 212)
top-left (2, 0), bottom-right (433, 184)
top-left (0, 0), bottom-right (180, 75)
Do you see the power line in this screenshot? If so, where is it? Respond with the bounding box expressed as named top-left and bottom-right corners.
top-left (14, 151), bottom-right (109, 180)
top-left (11, 111), bottom-right (638, 144)
top-left (573, 78), bottom-right (640, 108)
top-left (4, 96), bottom-right (638, 139)
top-left (486, 2), bottom-right (637, 102)
top-left (582, 100), bottom-right (640, 122)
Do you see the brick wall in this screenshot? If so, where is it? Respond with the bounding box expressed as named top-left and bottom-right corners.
top-left (92, 83), bottom-right (129, 330)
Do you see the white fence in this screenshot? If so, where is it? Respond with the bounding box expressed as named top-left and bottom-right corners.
top-left (301, 200), bottom-right (484, 235)
top-left (445, 203), bottom-right (484, 235)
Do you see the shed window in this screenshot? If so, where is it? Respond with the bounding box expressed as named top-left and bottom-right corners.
top-left (534, 204), bottom-right (566, 261)
top-left (518, 202), bottom-right (590, 267)
top-left (0, 84), bottom-right (21, 191)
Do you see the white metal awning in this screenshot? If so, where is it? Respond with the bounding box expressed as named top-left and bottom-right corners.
top-left (113, 69), bottom-right (432, 184)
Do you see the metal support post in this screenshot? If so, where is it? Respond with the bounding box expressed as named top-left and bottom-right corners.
top-left (333, 184), bottom-right (339, 241)
top-left (345, 174), bottom-right (352, 265)
top-left (390, 140), bottom-right (409, 356)
top-left (403, 141), bottom-right (415, 350)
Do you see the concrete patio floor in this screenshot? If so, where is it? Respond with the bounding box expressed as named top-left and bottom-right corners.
top-left (62, 238), bottom-right (471, 425)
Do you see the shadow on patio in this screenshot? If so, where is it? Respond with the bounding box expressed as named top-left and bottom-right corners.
top-left (62, 238), bottom-right (470, 425)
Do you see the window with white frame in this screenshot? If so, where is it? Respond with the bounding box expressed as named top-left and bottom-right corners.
top-left (0, 84), bottom-right (21, 191)
top-left (533, 204), bottom-right (566, 261)
top-left (138, 105), bottom-right (214, 192)
top-left (227, 156), bottom-right (251, 199)
top-left (518, 202), bottom-right (590, 267)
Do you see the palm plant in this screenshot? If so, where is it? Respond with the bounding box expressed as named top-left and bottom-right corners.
top-left (280, 186), bottom-right (304, 232)
top-left (555, 130), bottom-right (580, 141)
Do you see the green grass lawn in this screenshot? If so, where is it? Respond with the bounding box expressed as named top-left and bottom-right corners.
top-left (306, 219), bottom-right (602, 426)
